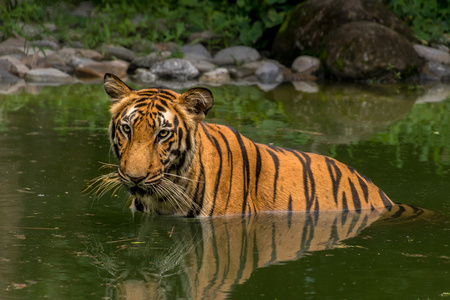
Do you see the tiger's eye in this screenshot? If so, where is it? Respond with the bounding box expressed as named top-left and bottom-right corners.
top-left (122, 124), bottom-right (131, 133)
top-left (158, 130), bottom-right (169, 138)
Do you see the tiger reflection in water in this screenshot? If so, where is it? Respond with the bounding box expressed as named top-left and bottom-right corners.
top-left (88, 205), bottom-right (426, 299)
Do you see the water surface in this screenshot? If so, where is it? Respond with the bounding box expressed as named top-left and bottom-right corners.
top-left (0, 81), bottom-right (449, 299)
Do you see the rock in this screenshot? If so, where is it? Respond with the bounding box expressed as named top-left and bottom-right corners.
top-left (325, 21), bottom-right (421, 80)
top-left (255, 62), bottom-right (284, 84)
top-left (0, 77), bottom-right (26, 94)
top-left (227, 66), bottom-right (256, 79)
top-left (22, 54), bottom-right (46, 69)
top-left (51, 64), bottom-right (75, 75)
top-left (0, 69), bottom-right (22, 83)
top-left (291, 56), bottom-right (321, 75)
top-left (214, 46), bottom-right (261, 66)
top-left (416, 84), bottom-right (450, 103)
top-left (127, 53), bottom-right (164, 74)
top-left (25, 68), bottom-right (73, 83)
top-left (188, 59), bottom-right (216, 73)
top-left (75, 60), bottom-right (129, 78)
top-left (76, 49), bottom-right (103, 61)
top-left (101, 45), bottom-right (137, 62)
top-left (132, 68), bottom-right (157, 83)
top-left (0, 37), bottom-right (28, 48)
top-left (273, 0), bottom-right (417, 65)
top-left (419, 61), bottom-right (450, 82)
top-left (56, 47), bottom-right (102, 64)
top-left (413, 44), bottom-right (450, 65)
top-left (68, 57), bottom-right (97, 68)
top-left (292, 81), bottom-right (319, 93)
top-left (188, 30), bottom-right (221, 43)
top-left (199, 68), bottom-right (230, 84)
top-left (180, 44), bottom-right (212, 60)
top-left (150, 58), bottom-right (199, 80)
top-left (227, 61), bottom-right (266, 79)
top-left (0, 56), bottom-right (30, 78)
top-left (0, 47), bottom-right (26, 59)
top-left (31, 40), bottom-right (60, 51)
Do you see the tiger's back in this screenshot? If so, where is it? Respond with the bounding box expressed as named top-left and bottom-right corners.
top-left (100, 73), bottom-right (393, 217)
top-left (196, 122), bottom-right (392, 216)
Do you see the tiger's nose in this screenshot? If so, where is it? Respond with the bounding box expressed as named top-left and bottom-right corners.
top-left (127, 174), bottom-right (147, 183)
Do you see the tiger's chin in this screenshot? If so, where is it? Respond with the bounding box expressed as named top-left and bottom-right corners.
top-left (126, 181), bottom-right (196, 216)
top-left (130, 196), bottom-right (189, 216)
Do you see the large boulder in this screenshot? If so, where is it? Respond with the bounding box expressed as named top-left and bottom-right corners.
top-left (272, 0), bottom-right (420, 80)
top-left (325, 21), bottom-right (421, 80)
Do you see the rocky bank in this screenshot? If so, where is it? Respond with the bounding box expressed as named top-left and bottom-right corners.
top-left (0, 0), bottom-right (450, 95)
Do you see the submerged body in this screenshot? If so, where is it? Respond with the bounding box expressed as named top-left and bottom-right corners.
top-left (101, 73), bottom-right (393, 216)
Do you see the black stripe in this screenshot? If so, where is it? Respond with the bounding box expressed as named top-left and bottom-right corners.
top-left (155, 104), bottom-right (166, 112)
top-left (325, 157), bottom-right (342, 205)
top-left (158, 98), bottom-right (169, 107)
top-left (265, 148), bottom-right (279, 204)
top-left (342, 190), bottom-right (348, 212)
top-left (284, 149), bottom-right (316, 212)
top-left (287, 195), bottom-right (293, 228)
top-left (187, 152), bottom-right (205, 217)
top-left (348, 178), bottom-right (361, 210)
top-left (173, 114), bottom-right (179, 129)
top-left (235, 218), bottom-right (249, 283)
top-left (378, 189), bottom-right (392, 207)
top-left (254, 143), bottom-right (262, 199)
top-left (209, 135), bottom-right (223, 216)
top-left (228, 127), bottom-right (250, 215)
top-left (133, 102), bottom-right (148, 109)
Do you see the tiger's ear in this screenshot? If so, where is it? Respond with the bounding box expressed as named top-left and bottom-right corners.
top-left (178, 88), bottom-right (214, 122)
top-left (104, 73), bottom-right (133, 103)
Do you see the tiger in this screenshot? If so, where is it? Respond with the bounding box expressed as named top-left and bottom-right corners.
top-left (95, 73), bottom-right (394, 216)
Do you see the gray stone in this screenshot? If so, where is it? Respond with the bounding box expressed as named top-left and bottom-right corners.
top-left (416, 84), bottom-right (450, 103)
top-left (0, 78), bottom-right (26, 94)
top-left (214, 46), bottom-right (261, 66)
top-left (0, 47), bottom-right (26, 58)
top-left (255, 62), bottom-right (284, 84)
top-left (0, 69), bottom-right (21, 83)
top-left (132, 68), bottom-right (157, 83)
top-left (101, 45), bottom-right (137, 62)
top-left (227, 66), bottom-right (256, 79)
top-left (291, 56), bottom-right (321, 75)
top-left (199, 68), bottom-right (230, 84)
top-left (0, 56), bottom-right (29, 78)
top-left (128, 53), bottom-right (164, 74)
top-left (292, 81), bottom-right (320, 93)
top-left (181, 44), bottom-right (212, 60)
top-left (75, 60), bottom-right (129, 78)
top-left (68, 57), bottom-right (97, 68)
top-left (413, 44), bottom-right (450, 65)
top-left (150, 58), bottom-right (199, 80)
top-left (419, 61), bottom-right (450, 81)
top-left (25, 68), bottom-right (73, 83)
top-left (188, 59), bottom-right (216, 73)
top-left (57, 47), bottom-right (102, 64)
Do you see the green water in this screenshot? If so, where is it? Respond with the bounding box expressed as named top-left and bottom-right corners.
top-left (0, 82), bottom-right (449, 299)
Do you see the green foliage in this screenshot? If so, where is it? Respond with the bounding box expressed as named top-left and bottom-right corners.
top-left (385, 0), bottom-right (449, 44)
top-left (0, 0), bottom-right (294, 51)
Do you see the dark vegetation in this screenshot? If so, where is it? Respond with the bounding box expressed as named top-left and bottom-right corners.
top-left (0, 0), bottom-right (448, 55)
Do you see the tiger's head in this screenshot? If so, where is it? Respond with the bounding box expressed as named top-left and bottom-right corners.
top-left (103, 73), bottom-right (214, 214)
